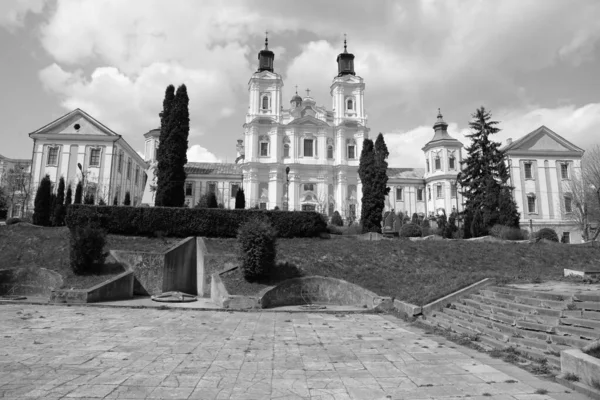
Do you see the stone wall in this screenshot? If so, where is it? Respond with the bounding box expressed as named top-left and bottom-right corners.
top-left (0, 267), bottom-right (63, 296)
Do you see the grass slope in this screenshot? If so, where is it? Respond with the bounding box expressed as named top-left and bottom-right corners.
top-left (220, 237), bottom-right (600, 306)
top-left (0, 224), bottom-right (181, 289)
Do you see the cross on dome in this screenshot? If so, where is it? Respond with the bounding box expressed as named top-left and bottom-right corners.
top-left (305, 88), bottom-right (311, 97)
top-left (264, 30), bottom-right (269, 49)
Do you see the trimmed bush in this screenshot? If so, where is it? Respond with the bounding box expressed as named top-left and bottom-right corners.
top-left (327, 224), bottom-right (344, 235)
top-left (535, 228), bottom-right (559, 242)
top-left (32, 175), bottom-right (53, 227)
top-left (490, 224), bottom-right (529, 241)
top-left (237, 218), bottom-right (277, 281)
top-left (331, 211), bottom-right (343, 227)
top-left (6, 217), bottom-right (22, 225)
top-left (399, 223), bottom-right (422, 238)
top-left (69, 223), bottom-right (108, 274)
top-left (65, 205), bottom-right (327, 238)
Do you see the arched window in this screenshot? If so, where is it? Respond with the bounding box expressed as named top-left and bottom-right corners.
top-left (283, 143), bottom-right (290, 158)
top-left (564, 195), bottom-right (573, 213)
top-left (435, 155), bottom-right (441, 170)
top-left (449, 155), bottom-right (455, 170)
top-left (426, 159), bottom-right (430, 172)
top-left (347, 99), bottom-right (353, 110)
top-left (527, 194), bottom-right (536, 213)
top-left (262, 95), bottom-right (269, 110)
top-left (327, 145), bottom-right (333, 159)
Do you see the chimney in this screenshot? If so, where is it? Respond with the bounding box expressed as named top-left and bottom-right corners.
top-left (506, 138), bottom-right (513, 145)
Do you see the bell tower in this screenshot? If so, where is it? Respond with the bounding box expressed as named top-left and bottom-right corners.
top-left (330, 36), bottom-right (366, 126)
top-left (246, 32), bottom-right (283, 123)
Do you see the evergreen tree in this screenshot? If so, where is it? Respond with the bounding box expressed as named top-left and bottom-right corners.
top-left (457, 107), bottom-right (520, 237)
top-left (437, 212), bottom-right (448, 237)
top-left (123, 191), bottom-right (131, 206)
top-left (52, 177), bottom-right (66, 226)
top-left (358, 139), bottom-right (379, 232)
top-left (155, 85), bottom-right (176, 207)
top-left (447, 211), bottom-right (458, 238)
top-left (411, 213), bottom-right (419, 225)
top-left (98, 198), bottom-right (107, 206)
top-left (373, 133), bottom-right (390, 229)
top-left (207, 192), bottom-right (218, 208)
top-left (32, 175), bottom-right (52, 226)
top-left (74, 181), bottom-right (83, 204)
top-left (235, 188), bottom-right (246, 209)
top-left (195, 193), bottom-right (209, 208)
top-left (84, 193), bottom-right (95, 205)
top-left (113, 195), bottom-right (118, 206)
top-left (65, 186), bottom-right (73, 206)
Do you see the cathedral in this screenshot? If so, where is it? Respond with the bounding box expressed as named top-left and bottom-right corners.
top-left (14, 36), bottom-right (585, 242)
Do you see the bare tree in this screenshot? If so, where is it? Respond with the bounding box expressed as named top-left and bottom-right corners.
top-left (583, 145), bottom-right (600, 241)
top-left (1, 163), bottom-right (31, 217)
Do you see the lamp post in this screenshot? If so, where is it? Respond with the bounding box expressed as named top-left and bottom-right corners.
top-left (285, 166), bottom-right (290, 211)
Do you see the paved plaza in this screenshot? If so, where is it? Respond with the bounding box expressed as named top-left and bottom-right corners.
top-left (0, 304), bottom-right (590, 399)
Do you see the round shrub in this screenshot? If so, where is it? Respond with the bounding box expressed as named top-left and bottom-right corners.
top-left (399, 223), bottom-right (422, 238)
top-left (535, 228), bottom-right (559, 242)
top-left (6, 217), bottom-right (22, 225)
top-left (237, 218), bottom-right (277, 281)
top-left (69, 224), bottom-right (108, 274)
top-left (331, 211), bottom-right (343, 227)
top-left (489, 224), bottom-right (504, 238)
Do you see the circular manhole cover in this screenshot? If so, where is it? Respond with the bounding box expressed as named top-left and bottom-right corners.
top-left (300, 304), bottom-right (327, 310)
top-left (0, 295), bottom-right (27, 301)
top-left (151, 291), bottom-right (197, 303)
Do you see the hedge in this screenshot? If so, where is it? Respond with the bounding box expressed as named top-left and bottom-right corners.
top-left (65, 205), bottom-right (327, 238)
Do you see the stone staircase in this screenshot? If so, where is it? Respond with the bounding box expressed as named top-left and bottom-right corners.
top-left (423, 285), bottom-right (600, 369)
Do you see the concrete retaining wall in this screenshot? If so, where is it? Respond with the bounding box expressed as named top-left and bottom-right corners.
top-left (260, 276), bottom-right (379, 309)
top-left (164, 237), bottom-right (196, 294)
top-left (50, 270), bottom-right (134, 304)
top-left (197, 238), bottom-right (237, 298)
top-left (561, 348), bottom-right (600, 389)
top-left (0, 267), bottom-right (63, 296)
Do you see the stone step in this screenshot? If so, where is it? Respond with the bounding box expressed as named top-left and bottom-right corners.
top-left (573, 293), bottom-right (600, 302)
top-left (462, 298), bottom-right (561, 325)
top-left (550, 333), bottom-right (592, 349)
top-left (572, 301), bottom-right (600, 311)
top-left (554, 325), bottom-right (600, 340)
top-left (434, 311), bottom-right (509, 342)
top-left (479, 289), bottom-right (567, 310)
top-left (469, 294), bottom-right (563, 318)
top-left (583, 310), bottom-right (600, 320)
top-left (488, 286), bottom-right (573, 302)
top-left (561, 317), bottom-right (600, 330)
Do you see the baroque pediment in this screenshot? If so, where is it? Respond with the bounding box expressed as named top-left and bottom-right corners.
top-left (29, 108), bottom-right (119, 137)
top-left (287, 115), bottom-right (330, 127)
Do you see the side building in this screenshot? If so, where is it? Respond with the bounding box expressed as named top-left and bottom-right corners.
top-left (0, 154), bottom-right (32, 218)
top-left (28, 108), bottom-right (148, 207)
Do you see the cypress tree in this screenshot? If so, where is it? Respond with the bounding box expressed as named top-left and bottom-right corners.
top-left (373, 133), bottom-right (390, 231)
top-left (32, 175), bottom-right (52, 226)
top-left (358, 138), bottom-right (379, 232)
top-left (52, 177), bottom-right (66, 226)
top-left (411, 213), bottom-right (419, 225)
top-left (457, 107), bottom-right (520, 237)
top-left (195, 194), bottom-right (209, 208)
top-left (124, 191), bottom-right (131, 206)
top-left (84, 193), bottom-right (95, 205)
top-left (155, 84), bottom-right (176, 207)
top-left (113, 195), bottom-right (118, 206)
top-left (235, 188), bottom-right (246, 209)
top-left (98, 198), bottom-right (107, 206)
top-left (65, 185), bottom-right (73, 206)
top-left (207, 192), bottom-right (218, 208)
top-left (74, 181), bottom-right (83, 204)
top-left (167, 84), bottom-right (190, 207)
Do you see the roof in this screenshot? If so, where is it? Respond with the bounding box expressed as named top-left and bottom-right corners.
top-left (386, 168), bottom-right (425, 179)
top-left (502, 125), bottom-right (584, 154)
top-left (29, 108), bottom-right (120, 137)
top-left (185, 162), bottom-right (242, 176)
top-left (0, 154), bottom-right (31, 164)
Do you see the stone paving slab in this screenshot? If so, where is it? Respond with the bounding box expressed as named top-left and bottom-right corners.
top-left (0, 304), bottom-right (592, 399)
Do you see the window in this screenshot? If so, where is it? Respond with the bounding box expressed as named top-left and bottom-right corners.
top-left (260, 202), bottom-right (267, 210)
top-left (283, 144), bottom-right (290, 158)
top-left (89, 148), bottom-right (101, 167)
top-left (417, 188), bottom-right (424, 201)
top-left (451, 183), bottom-right (457, 198)
top-left (304, 183), bottom-right (314, 192)
top-left (527, 194), bottom-right (536, 213)
top-left (564, 196), bottom-right (572, 213)
top-left (436, 184), bottom-right (443, 199)
top-left (118, 152), bottom-right (123, 173)
top-left (302, 204), bottom-right (316, 211)
top-left (231, 184), bottom-right (239, 199)
top-left (426, 159), bottom-right (430, 172)
top-left (561, 232), bottom-right (571, 244)
top-left (127, 159), bottom-right (132, 179)
top-left (524, 162), bottom-right (533, 179)
top-left (561, 163), bottom-right (569, 180)
top-left (304, 139), bottom-right (314, 157)
top-left (47, 147), bottom-right (58, 166)
top-left (262, 95), bottom-right (269, 110)
top-left (428, 187), bottom-right (431, 200)
top-left (260, 142), bottom-right (269, 157)
top-left (208, 182), bottom-right (216, 193)
top-left (347, 145), bottom-right (355, 159)
top-left (349, 204), bottom-right (356, 220)
top-left (396, 187), bottom-right (403, 201)
top-left (347, 99), bottom-right (353, 110)
top-left (435, 156), bottom-right (441, 170)
top-left (327, 145), bottom-right (333, 159)
top-left (135, 167), bottom-right (139, 184)
top-left (185, 182), bottom-right (193, 196)
top-left (449, 156), bottom-right (455, 170)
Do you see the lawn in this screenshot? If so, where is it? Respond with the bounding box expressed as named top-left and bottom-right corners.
top-left (0, 223), bottom-right (181, 289)
top-left (220, 236), bottom-right (600, 306)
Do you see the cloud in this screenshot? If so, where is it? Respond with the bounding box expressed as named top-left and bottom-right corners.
top-left (0, 0), bottom-right (45, 32)
top-left (187, 144), bottom-right (221, 163)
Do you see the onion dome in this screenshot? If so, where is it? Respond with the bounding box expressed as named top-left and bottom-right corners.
top-left (336, 35), bottom-right (355, 77)
top-left (290, 85), bottom-right (302, 108)
top-left (257, 31), bottom-right (274, 72)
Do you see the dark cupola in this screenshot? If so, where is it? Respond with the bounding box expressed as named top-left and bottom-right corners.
top-left (290, 85), bottom-right (302, 109)
top-left (257, 31), bottom-right (274, 72)
top-left (336, 35), bottom-right (355, 77)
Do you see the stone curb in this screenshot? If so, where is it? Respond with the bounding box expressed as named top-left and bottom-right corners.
top-left (420, 278), bottom-right (494, 315)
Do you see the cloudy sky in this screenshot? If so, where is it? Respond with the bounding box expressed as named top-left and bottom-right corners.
top-left (2, 0), bottom-right (600, 167)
